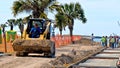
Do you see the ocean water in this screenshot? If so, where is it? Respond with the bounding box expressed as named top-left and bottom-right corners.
top-left (93, 38), bottom-right (101, 42)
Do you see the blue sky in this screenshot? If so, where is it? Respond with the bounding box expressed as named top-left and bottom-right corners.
top-left (0, 0), bottom-right (120, 36)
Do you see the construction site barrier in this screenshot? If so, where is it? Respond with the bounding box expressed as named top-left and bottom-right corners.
top-left (51, 35), bottom-right (81, 48)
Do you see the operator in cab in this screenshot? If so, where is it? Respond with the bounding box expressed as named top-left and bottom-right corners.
top-left (29, 23), bottom-right (41, 38)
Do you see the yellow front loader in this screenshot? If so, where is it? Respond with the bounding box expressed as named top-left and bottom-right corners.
top-left (12, 18), bottom-right (55, 57)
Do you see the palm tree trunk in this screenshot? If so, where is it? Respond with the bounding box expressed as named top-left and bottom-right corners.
top-left (69, 25), bottom-right (74, 44)
top-left (32, 10), bottom-right (40, 18)
top-left (3, 27), bottom-right (7, 52)
top-left (19, 23), bottom-right (24, 38)
top-left (10, 24), bottom-right (13, 30)
top-left (60, 31), bottom-right (62, 36)
top-left (69, 18), bottom-right (74, 44)
top-left (59, 28), bottom-right (62, 36)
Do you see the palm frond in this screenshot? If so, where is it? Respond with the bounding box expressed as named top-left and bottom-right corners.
top-left (1, 24), bottom-right (7, 28)
top-left (23, 15), bottom-right (32, 24)
top-left (64, 4), bottom-right (69, 15)
top-left (69, 3), bottom-right (74, 15)
top-left (12, 0), bottom-right (56, 18)
top-left (7, 19), bottom-right (16, 25)
top-left (39, 12), bottom-right (47, 19)
top-left (12, 1), bottom-right (23, 16)
top-left (55, 13), bottom-right (67, 31)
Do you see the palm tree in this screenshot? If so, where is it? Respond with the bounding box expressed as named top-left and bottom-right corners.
top-left (49, 2), bottom-right (67, 36)
top-left (16, 18), bottom-right (24, 38)
top-left (0, 24), bottom-right (7, 52)
top-left (55, 13), bottom-right (67, 35)
top-left (0, 24), bottom-right (7, 33)
top-left (7, 19), bottom-right (16, 30)
top-left (12, 0), bottom-right (55, 18)
top-left (50, 3), bottom-right (87, 43)
top-left (62, 3), bottom-right (87, 43)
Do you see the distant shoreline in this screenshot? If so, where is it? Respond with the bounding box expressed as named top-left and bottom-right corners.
top-left (81, 35), bottom-right (102, 39)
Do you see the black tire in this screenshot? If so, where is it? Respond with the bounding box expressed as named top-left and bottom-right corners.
top-left (50, 42), bottom-right (55, 58)
top-left (23, 52), bottom-right (28, 56)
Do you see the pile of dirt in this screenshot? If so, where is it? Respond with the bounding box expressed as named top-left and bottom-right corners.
top-left (13, 39), bottom-right (52, 47)
top-left (74, 38), bottom-right (100, 45)
top-left (49, 50), bottom-right (93, 67)
top-left (40, 46), bottom-right (103, 68)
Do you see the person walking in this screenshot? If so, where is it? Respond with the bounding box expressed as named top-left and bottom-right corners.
top-left (105, 36), bottom-right (108, 47)
top-left (110, 36), bottom-right (115, 49)
top-left (101, 36), bottom-right (105, 47)
top-left (109, 36), bottom-right (112, 47)
top-left (91, 33), bottom-right (94, 45)
top-left (115, 36), bottom-right (119, 48)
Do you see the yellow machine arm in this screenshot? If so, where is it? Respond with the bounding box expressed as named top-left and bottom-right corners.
top-left (40, 22), bottom-right (50, 40)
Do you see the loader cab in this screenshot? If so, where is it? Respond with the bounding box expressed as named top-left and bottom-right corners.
top-left (26, 18), bottom-right (51, 39)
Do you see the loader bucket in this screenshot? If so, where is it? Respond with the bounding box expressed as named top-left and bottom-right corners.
top-left (12, 39), bottom-right (55, 57)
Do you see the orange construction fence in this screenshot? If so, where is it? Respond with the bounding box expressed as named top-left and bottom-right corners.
top-left (51, 35), bottom-right (81, 48)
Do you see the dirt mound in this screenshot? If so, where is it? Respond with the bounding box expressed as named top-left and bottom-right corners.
top-left (74, 38), bottom-right (100, 45)
top-left (50, 54), bottom-right (73, 66)
top-left (41, 46), bottom-right (103, 68)
top-left (49, 50), bottom-right (93, 67)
